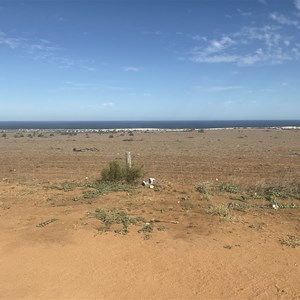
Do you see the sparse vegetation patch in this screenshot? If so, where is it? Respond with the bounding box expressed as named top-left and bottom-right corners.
top-left (90, 208), bottom-right (149, 235)
top-left (36, 218), bottom-right (58, 228)
top-left (280, 235), bottom-right (300, 248)
top-left (220, 183), bottom-right (241, 194)
top-left (206, 204), bottom-right (231, 217)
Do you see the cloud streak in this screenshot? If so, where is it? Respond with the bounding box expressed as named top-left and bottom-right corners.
top-left (0, 31), bottom-right (95, 70)
top-left (269, 12), bottom-right (300, 28)
top-left (194, 86), bottom-right (244, 92)
top-left (258, 0), bottom-right (267, 5)
top-left (124, 66), bottom-right (141, 72)
top-left (237, 9), bottom-right (252, 17)
top-left (0, 31), bottom-right (27, 49)
top-left (189, 25), bottom-right (300, 66)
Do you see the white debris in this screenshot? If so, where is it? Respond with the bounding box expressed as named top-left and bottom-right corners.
top-left (142, 178), bottom-right (156, 188)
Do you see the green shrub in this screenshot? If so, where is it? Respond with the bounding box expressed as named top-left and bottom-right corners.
top-left (101, 161), bottom-right (123, 182)
top-left (101, 160), bottom-right (143, 184)
top-left (123, 165), bottom-right (144, 184)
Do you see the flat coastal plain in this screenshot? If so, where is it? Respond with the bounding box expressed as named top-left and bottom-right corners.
top-left (0, 128), bottom-right (299, 299)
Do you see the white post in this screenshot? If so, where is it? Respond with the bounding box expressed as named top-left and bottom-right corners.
top-left (126, 151), bottom-right (132, 169)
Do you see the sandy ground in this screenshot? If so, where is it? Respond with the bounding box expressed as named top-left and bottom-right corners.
top-left (0, 128), bottom-right (299, 299)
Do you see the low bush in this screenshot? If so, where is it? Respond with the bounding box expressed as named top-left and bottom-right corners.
top-left (101, 160), bottom-right (143, 184)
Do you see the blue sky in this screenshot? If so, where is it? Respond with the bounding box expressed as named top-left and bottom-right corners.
top-left (0, 0), bottom-right (300, 121)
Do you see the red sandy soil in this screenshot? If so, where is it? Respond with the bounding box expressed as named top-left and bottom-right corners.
top-left (0, 129), bottom-right (299, 299)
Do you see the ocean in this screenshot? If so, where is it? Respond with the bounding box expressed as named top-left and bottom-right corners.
top-left (0, 120), bottom-right (300, 130)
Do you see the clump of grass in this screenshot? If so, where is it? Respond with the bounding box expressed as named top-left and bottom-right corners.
top-left (93, 208), bottom-right (131, 234)
top-left (206, 204), bottom-right (236, 222)
top-left (91, 208), bottom-right (146, 235)
top-left (227, 202), bottom-right (252, 212)
top-left (48, 180), bottom-right (127, 199)
top-left (101, 160), bottom-right (143, 184)
top-left (62, 181), bottom-right (78, 192)
top-left (82, 181), bottom-right (132, 199)
top-left (196, 183), bottom-right (212, 200)
top-left (138, 222), bottom-right (154, 234)
top-left (220, 183), bottom-right (241, 194)
top-left (36, 218), bottom-right (58, 228)
top-left (280, 235), bottom-right (300, 248)
top-left (157, 225), bottom-right (166, 231)
top-left (196, 184), bottom-right (209, 194)
top-left (83, 189), bottom-right (102, 199)
top-left (250, 182), bottom-right (300, 200)
top-left (47, 181), bottom-right (79, 192)
top-left (206, 204), bottom-right (230, 217)
top-left (138, 221), bottom-right (155, 239)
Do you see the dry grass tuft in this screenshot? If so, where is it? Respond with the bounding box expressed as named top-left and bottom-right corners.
top-left (280, 236), bottom-right (300, 248)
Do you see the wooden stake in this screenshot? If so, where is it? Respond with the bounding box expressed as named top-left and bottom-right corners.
top-left (126, 151), bottom-right (132, 168)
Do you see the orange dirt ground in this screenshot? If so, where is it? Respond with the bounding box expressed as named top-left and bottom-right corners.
top-left (0, 128), bottom-right (299, 299)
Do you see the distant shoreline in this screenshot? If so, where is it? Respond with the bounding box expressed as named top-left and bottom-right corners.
top-left (0, 120), bottom-right (300, 131)
top-left (1, 126), bottom-right (300, 133)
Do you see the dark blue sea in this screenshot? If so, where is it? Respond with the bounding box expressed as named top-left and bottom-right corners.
top-left (0, 120), bottom-right (300, 130)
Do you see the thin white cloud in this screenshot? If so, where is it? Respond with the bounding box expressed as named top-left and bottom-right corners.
top-left (105, 85), bottom-right (128, 91)
top-left (50, 82), bottom-right (101, 92)
top-left (195, 86), bottom-right (244, 92)
top-left (269, 12), bottom-right (300, 28)
top-left (124, 66), bottom-right (141, 72)
top-left (0, 31), bottom-right (26, 49)
top-left (102, 102), bottom-right (115, 107)
top-left (54, 14), bottom-right (66, 23)
top-left (260, 88), bottom-right (277, 92)
top-left (128, 92), bottom-right (152, 98)
top-left (142, 93), bottom-right (151, 97)
top-left (258, 0), bottom-right (267, 5)
top-left (295, 0), bottom-right (300, 11)
top-left (0, 31), bottom-right (62, 53)
top-left (190, 25), bottom-right (300, 66)
top-left (0, 30), bottom-right (95, 70)
top-left (142, 30), bottom-right (163, 36)
top-left (192, 35), bottom-right (207, 42)
top-left (79, 102), bottom-right (115, 111)
top-left (237, 9), bottom-right (252, 17)
top-left (83, 66), bottom-right (96, 72)
top-left (205, 36), bottom-right (235, 54)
